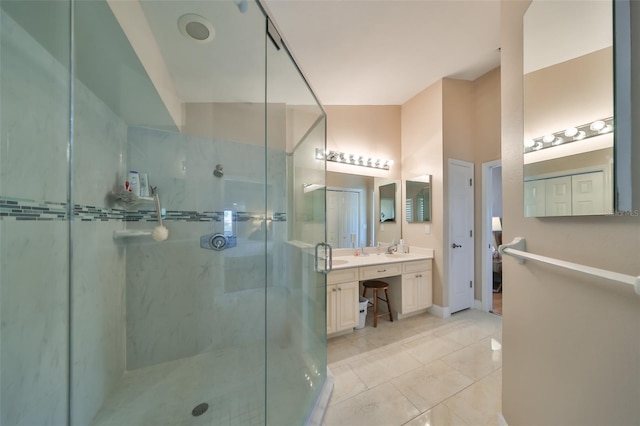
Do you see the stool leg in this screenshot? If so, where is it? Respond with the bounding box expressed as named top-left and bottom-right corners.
top-left (372, 289), bottom-right (378, 328)
top-left (385, 288), bottom-right (393, 322)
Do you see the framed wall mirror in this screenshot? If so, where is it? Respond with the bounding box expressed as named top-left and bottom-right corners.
top-left (405, 176), bottom-right (432, 223)
top-left (325, 172), bottom-right (401, 248)
top-left (379, 182), bottom-right (396, 222)
top-left (523, 0), bottom-right (614, 217)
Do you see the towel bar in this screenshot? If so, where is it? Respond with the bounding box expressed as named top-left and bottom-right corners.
top-left (499, 237), bottom-right (640, 296)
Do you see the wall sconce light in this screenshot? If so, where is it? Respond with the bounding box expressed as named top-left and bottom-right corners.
top-left (315, 148), bottom-right (393, 170)
top-left (523, 116), bottom-right (613, 153)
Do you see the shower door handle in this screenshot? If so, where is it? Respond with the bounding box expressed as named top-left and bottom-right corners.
top-left (314, 242), bottom-right (333, 274)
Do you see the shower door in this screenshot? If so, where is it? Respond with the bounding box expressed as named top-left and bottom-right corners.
top-left (0, 2), bottom-right (72, 425)
top-left (264, 16), bottom-right (328, 425)
top-left (0, 0), bottom-right (328, 424)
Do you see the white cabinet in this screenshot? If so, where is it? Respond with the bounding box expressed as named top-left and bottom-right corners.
top-left (389, 260), bottom-right (432, 319)
top-left (327, 267), bottom-right (359, 335)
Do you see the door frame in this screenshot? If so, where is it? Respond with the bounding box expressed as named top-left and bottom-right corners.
top-left (447, 158), bottom-right (475, 314)
top-left (481, 160), bottom-right (502, 312)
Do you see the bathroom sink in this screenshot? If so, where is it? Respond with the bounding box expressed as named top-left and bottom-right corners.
top-left (332, 259), bottom-right (350, 266)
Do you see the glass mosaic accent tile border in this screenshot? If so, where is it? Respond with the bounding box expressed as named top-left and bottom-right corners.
top-left (0, 196), bottom-right (286, 222)
top-left (0, 197), bottom-right (69, 221)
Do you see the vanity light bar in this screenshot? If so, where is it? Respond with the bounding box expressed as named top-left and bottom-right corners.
top-left (315, 148), bottom-right (393, 170)
top-left (524, 116), bottom-right (613, 153)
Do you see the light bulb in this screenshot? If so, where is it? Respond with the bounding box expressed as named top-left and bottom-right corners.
top-left (524, 139), bottom-right (536, 148)
top-left (574, 131), bottom-right (586, 140)
top-left (590, 120), bottom-right (606, 131)
top-left (599, 124), bottom-right (613, 134)
top-left (564, 127), bottom-right (578, 137)
top-left (543, 134), bottom-right (555, 143)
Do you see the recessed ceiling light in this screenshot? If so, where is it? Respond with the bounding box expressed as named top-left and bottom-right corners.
top-left (178, 14), bottom-right (215, 43)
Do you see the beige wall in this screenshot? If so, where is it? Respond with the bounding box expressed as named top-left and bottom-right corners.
top-left (399, 74), bottom-right (501, 308)
top-left (325, 105), bottom-right (401, 179)
top-left (524, 47), bottom-right (613, 140)
top-left (401, 80), bottom-right (445, 306)
top-left (472, 68), bottom-right (502, 299)
top-left (441, 78), bottom-right (475, 308)
top-left (442, 78), bottom-right (474, 162)
top-left (501, 1), bottom-right (640, 425)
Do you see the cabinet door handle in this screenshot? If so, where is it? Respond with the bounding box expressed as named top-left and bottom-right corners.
top-left (332, 288), bottom-right (337, 292)
top-left (377, 269), bottom-right (386, 273)
top-left (338, 287), bottom-right (342, 291)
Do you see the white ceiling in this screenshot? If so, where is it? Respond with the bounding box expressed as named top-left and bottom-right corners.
top-left (263, 0), bottom-right (502, 105)
top-left (137, 0), bottom-right (501, 107)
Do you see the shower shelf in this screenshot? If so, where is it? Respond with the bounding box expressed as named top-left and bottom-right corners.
top-left (113, 230), bottom-right (154, 239)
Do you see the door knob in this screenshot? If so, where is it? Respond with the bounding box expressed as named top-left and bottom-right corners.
top-left (452, 243), bottom-right (462, 248)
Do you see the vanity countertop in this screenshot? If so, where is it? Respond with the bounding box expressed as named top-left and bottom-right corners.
top-left (330, 248), bottom-right (434, 270)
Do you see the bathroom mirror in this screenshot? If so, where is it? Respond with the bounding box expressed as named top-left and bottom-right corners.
top-left (405, 176), bottom-right (431, 223)
top-left (379, 182), bottom-right (396, 222)
top-left (523, 0), bottom-right (615, 217)
top-left (325, 172), bottom-right (401, 247)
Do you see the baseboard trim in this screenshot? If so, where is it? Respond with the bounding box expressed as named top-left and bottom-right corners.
top-left (427, 304), bottom-right (451, 318)
top-left (498, 412), bottom-right (508, 426)
top-left (474, 299), bottom-right (484, 311)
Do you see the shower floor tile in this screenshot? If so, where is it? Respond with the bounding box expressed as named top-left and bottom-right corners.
top-left (91, 346), bottom-right (266, 426)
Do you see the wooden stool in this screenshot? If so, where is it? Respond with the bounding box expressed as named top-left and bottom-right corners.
top-left (362, 280), bottom-right (393, 327)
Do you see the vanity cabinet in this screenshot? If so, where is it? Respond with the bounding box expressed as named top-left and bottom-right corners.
top-left (391, 260), bottom-right (432, 319)
top-left (327, 254), bottom-right (434, 335)
top-left (327, 268), bottom-right (359, 335)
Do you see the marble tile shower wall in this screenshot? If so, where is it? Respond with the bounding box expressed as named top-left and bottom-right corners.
top-left (125, 126), bottom-right (288, 369)
top-left (71, 57), bottom-right (128, 426)
top-left (0, 10), bottom-right (127, 426)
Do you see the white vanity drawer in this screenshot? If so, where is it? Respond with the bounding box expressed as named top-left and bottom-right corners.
top-left (328, 267), bottom-right (359, 285)
top-left (359, 263), bottom-right (402, 280)
top-left (403, 260), bottom-right (432, 274)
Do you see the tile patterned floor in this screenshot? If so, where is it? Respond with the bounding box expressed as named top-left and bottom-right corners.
top-left (324, 309), bottom-right (502, 426)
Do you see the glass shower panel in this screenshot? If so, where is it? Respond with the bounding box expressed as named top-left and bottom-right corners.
top-left (265, 20), bottom-right (327, 425)
top-left (71, 1), bottom-right (268, 425)
top-left (0, 2), bottom-right (71, 425)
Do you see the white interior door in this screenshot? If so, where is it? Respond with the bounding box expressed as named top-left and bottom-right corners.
top-left (448, 159), bottom-right (474, 314)
top-left (326, 190), bottom-right (340, 248)
top-left (572, 171), bottom-right (605, 215)
top-left (326, 189), bottom-right (360, 248)
top-left (524, 180), bottom-right (546, 217)
top-left (545, 176), bottom-right (572, 216)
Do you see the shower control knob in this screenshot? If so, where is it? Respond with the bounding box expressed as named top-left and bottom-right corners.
top-left (200, 233), bottom-right (237, 251)
top-left (210, 234), bottom-right (227, 250)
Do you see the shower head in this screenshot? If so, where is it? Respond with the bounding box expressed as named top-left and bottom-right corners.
top-left (214, 164), bottom-right (224, 178)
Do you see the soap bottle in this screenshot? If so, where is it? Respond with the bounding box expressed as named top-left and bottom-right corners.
top-left (127, 171), bottom-right (140, 197)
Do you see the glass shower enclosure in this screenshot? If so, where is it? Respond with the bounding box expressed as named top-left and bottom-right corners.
top-left (0, 0), bottom-right (329, 425)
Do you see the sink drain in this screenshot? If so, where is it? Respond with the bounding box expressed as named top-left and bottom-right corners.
top-left (191, 402), bottom-right (209, 417)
